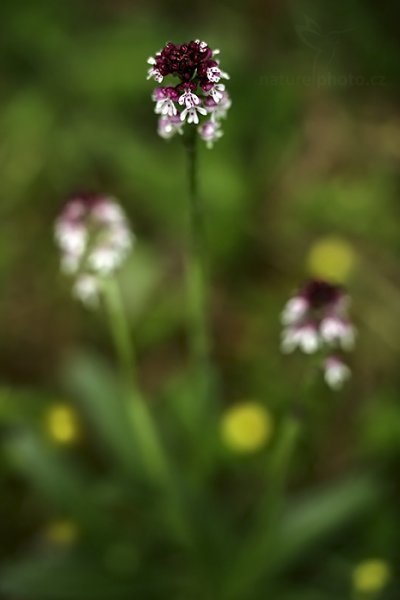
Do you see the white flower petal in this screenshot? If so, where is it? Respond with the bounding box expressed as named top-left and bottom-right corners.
top-left (281, 296), bottom-right (308, 325)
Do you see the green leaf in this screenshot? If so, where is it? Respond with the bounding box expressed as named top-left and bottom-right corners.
top-left (1, 554), bottom-right (136, 600)
top-left (277, 474), bottom-right (380, 568)
top-left (61, 352), bottom-right (141, 477)
top-left (228, 474), bottom-right (380, 598)
top-left (5, 433), bottom-right (103, 530)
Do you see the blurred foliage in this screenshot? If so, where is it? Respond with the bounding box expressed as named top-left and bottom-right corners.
top-left (1, 0), bottom-right (400, 598)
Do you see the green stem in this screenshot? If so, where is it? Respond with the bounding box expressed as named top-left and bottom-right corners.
top-left (184, 129), bottom-right (211, 404)
top-left (263, 415), bottom-right (301, 530)
top-left (101, 277), bottom-right (136, 387)
top-left (102, 279), bottom-right (195, 540)
top-left (101, 278), bottom-right (169, 484)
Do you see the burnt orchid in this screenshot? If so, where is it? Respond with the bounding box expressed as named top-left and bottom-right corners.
top-left (147, 40), bottom-right (231, 406)
top-left (55, 194), bottom-right (133, 306)
top-left (147, 40), bottom-right (231, 148)
top-left (281, 280), bottom-right (356, 389)
top-left (55, 193), bottom-right (172, 487)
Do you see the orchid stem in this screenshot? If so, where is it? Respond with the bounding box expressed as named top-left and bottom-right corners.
top-left (184, 129), bottom-right (212, 407)
top-left (101, 278), bottom-right (170, 485)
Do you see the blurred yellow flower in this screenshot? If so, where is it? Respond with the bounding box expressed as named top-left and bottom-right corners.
top-left (46, 403), bottom-right (80, 444)
top-left (307, 236), bottom-right (356, 283)
top-left (221, 402), bottom-right (273, 453)
top-left (45, 519), bottom-right (78, 545)
top-left (352, 559), bottom-right (390, 594)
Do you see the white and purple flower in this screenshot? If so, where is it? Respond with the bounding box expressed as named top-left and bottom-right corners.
top-left (55, 194), bottom-right (133, 307)
top-left (204, 93), bottom-right (232, 121)
top-left (281, 280), bottom-right (356, 389)
top-left (158, 115), bottom-right (184, 138)
top-left (324, 356), bottom-right (351, 390)
top-left (206, 65), bottom-right (229, 83)
top-left (320, 315), bottom-right (355, 350)
top-left (198, 120), bottom-right (223, 149)
top-left (281, 322), bottom-right (320, 354)
top-left (153, 87), bottom-right (179, 117)
top-left (147, 40), bottom-right (231, 147)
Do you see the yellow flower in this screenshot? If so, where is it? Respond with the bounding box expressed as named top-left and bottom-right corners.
top-left (45, 519), bottom-right (78, 545)
top-left (307, 236), bottom-right (356, 283)
top-left (46, 403), bottom-right (80, 444)
top-left (221, 402), bottom-right (273, 453)
top-left (352, 559), bottom-right (390, 594)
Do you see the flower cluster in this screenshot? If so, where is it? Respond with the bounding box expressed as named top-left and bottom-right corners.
top-left (281, 280), bottom-right (355, 389)
top-left (147, 40), bottom-right (231, 148)
top-left (55, 194), bottom-right (133, 306)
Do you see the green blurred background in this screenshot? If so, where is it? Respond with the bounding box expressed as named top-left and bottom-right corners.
top-left (1, 0), bottom-right (400, 598)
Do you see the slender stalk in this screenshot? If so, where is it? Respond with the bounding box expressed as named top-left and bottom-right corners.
top-left (102, 278), bottom-right (195, 540)
top-left (101, 278), bottom-right (169, 485)
top-left (101, 277), bottom-right (137, 387)
top-left (184, 128), bottom-right (211, 404)
top-left (262, 415), bottom-right (301, 531)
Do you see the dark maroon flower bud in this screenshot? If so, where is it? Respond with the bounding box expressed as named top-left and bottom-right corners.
top-left (147, 39), bottom-right (231, 145)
